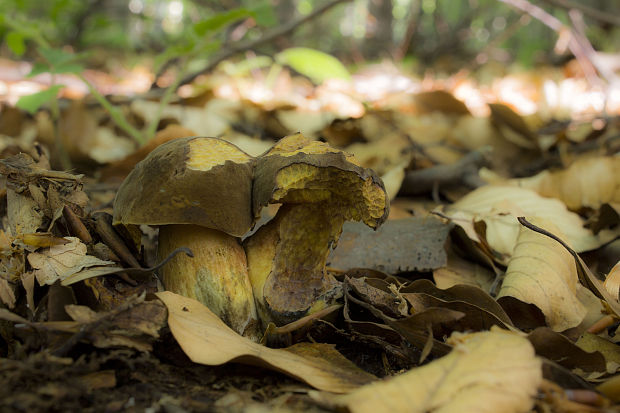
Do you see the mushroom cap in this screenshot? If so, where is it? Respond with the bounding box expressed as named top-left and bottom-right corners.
top-left (113, 137), bottom-right (255, 237)
top-left (253, 133), bottom-right (389, 228)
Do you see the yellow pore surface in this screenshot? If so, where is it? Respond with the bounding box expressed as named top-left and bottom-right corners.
top-left (273, 163), bottom-right (386, 227)
top-left (186, 138), bottom-right (252, 171)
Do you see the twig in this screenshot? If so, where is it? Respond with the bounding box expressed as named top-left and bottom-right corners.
top-left (165, 0), bottom-right (352, 91)
top-left (539, 0), bottom-right (620, 27)
top-left (93, 212), bottom-right (141, 269)
top-left (399, 148), bottom-right (490, 196)
top-left (498, 0), bottom-right (601, 86)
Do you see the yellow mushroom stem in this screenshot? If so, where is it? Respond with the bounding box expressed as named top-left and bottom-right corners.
top-left (245, 203), bottom-right (345, 326)
top-left (158, 224), bottom-right (260, 340)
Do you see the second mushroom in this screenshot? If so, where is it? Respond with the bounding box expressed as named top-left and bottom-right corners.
top-left (245, 133), bottom-right (389, 326)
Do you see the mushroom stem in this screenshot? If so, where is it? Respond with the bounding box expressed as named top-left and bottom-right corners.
top-left (245, 203), bottom-right (344, 326)
top-left (158, 224), bottom-right (260, 340)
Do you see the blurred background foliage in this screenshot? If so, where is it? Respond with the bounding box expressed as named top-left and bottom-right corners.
top-left (1, 0), bottom-right (619, 73)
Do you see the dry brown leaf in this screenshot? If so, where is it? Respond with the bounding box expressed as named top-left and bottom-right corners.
top-left (576, 333), bottom-right (620, 374)
top-left (6, 188), bottom-right (43, 235)
top-left (0, 278), bottom-right (16, 308)
top-left (414, 90), bottom-right (471, 115)
top-left (381, 161), bottom-right (407, 200)
top-left (515, 217), bottom-right (620, 320)
top-left (497, 217), bottom-right (586, 331)
top-left (27, 237), bottom-right (116, 285)
top-left (604, 260), bottom-right (620, 302)
top-left (130, 98), bottom-right (238, 137)
top-left (508, 156), bottom-right (620, 211)
top-left (156, 291), bottom-right (375, 393)
top-left (314, 328), bottom-right (542, 413)
top-left (597, 374), bottom-right (620, 402)
top-left (443, 185), bottom-right (614, 257)
top-left (527, 328), bottom-right (606, 373)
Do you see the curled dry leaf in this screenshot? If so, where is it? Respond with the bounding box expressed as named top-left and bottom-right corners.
top-left (156, 291), bottom-right (376, 393)
top-left (604, 260), bottom-right (620, 302)
top-left (443, 185), bottom-right (614, 257)
top-left (507, 156), bottom-right (620, 211)
top-left (498, 217), bottom-right (586, 332)
top-left (314, 328), bottom-right (542, 413)
top-left (27, 237), bottom-right (117, 286)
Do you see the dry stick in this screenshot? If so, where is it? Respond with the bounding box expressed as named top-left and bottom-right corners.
top-left (399, 148), bottom-right (490, 196)
top-left (62, 205), bottom-right (92, 244)
top-left (93, 213), bottom-right (141, 269)
top-left (539, 0), bottom-right (620, 27)
top-left (498, 0), bottom-right (601, 87)
top-left (166, 0), bottom-right (352, 91)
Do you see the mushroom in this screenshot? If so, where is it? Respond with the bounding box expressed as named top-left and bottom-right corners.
top-left (113, 136), bottom-right (260, 339)
top-left (244, 133), bottom-right (389, 326)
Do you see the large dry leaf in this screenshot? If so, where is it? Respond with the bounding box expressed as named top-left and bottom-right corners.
top-left (515, 217), bottom-right (620, 319)
top-left (508, 156), bottom-right (620, 211)
top-left (443, 185), bottom-right (613, 256)
top-left (497, 218), bottom-right (586, 331)
top-left (27, 237), bottom-right (117, 285)
top-left (156, 291), bottom-right (375, 393)
top-left (315, 328), bottom-right (542, 413)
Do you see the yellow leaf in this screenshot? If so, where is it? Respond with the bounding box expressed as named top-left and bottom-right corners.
top-left (156, 291), bottom-right (375, 393)
top-left (498, 217), bottom-right (586, 331)
top-left (444, 186), bottom-right (614, 256)
top-left (316, 328), bottom-right (541, 413)
top-left (604, 261), bottom-right (620, 303)
top-left (510, 156), bottom-right (620, 210)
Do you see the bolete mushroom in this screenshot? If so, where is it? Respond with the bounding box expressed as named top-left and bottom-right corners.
top-left (113, 136), bottom-right (260, 339)
top-left (244, 133), bottom-right (389, 326)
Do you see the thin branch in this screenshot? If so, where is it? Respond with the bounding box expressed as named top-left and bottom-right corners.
top-left (498, 0), bottom-right (602, 86)
top-left (539, 0), bottom-right (620, 27)
top-left (163, 0), bottom-right (352, 91)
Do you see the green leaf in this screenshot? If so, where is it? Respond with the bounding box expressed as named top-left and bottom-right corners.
top-left (193, 8), bottom-right (253, 37)
top-left (39, 48), bottom-right (77, 66)
top-left (28, 62), bottom-right (52, 77)
top-left (252, 3), bottom-right (278, 27)
top-left (6, 31), bottom-right (26, 56)
top-left (153, 42), bottom-right (196, 73)
top-left (16, 85), bottom-right (65, 114)
top-left (38, 48), bottom-right (84, 74)
top-left (51, 62), bottom-right (84, 75)
top-left (276, 48), bottom-right (351, 84)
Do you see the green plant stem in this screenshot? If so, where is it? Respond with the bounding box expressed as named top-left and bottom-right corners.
top-left (78, 74), bottom-right (145, 145)
top-left (49, 75), bottom-right (72, 171)
top-left (144, 62), bottom-right (189, 142)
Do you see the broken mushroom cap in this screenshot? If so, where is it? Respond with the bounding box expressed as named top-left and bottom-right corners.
top-left (113, 136), bottom-right (260, 339)
top-left (245, 133), bottom-right (389, 326)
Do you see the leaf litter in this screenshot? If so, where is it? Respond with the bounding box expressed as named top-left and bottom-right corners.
top-left (0, 64), bottom-right (620, 412)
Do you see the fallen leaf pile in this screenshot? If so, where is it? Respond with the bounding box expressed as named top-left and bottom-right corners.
top-left (0, 67), bottom-right (619, 412)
